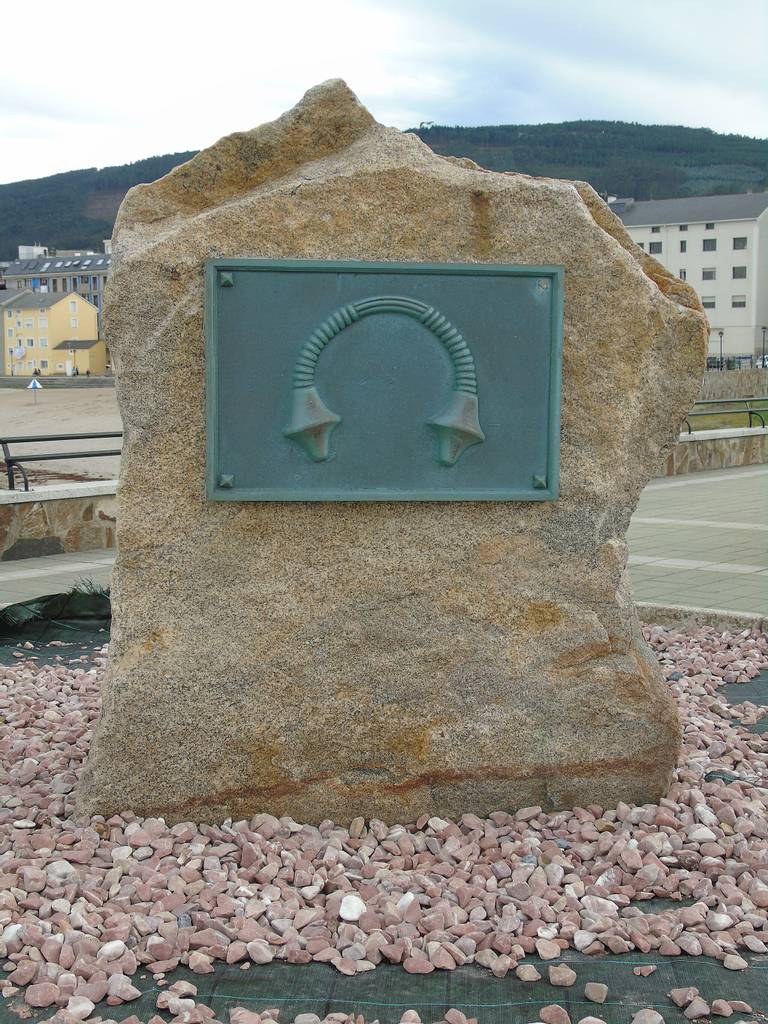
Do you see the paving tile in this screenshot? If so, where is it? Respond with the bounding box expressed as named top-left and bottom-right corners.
top-left (628, 466), bottom-right (768, 613)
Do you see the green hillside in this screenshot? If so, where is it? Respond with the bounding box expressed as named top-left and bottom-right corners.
top-left (0, 152), bottom-right (197, 261)
top-left (1, 120), bottom-right (766, 261)
top-left (412, 120), bottom-right (768, 201)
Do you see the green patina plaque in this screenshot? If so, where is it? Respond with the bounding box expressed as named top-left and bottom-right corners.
top-left (205, 260), bottom-right (563, 501)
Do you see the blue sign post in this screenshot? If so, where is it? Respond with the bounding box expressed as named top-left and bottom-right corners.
top-left (27, 378), bottom-right (42, 405)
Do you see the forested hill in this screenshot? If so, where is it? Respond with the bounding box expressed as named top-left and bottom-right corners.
top-left (2, 120), bottom-right (767, 260)
top-left (412, 121), bottom-right (768, 202)
top-left (0, 151), bottom-right (197, 261)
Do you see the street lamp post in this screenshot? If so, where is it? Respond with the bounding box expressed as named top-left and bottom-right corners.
top-left (762, 326), bottom-right (766, 367)
top-left (718, 330), bottom-right (724, 370)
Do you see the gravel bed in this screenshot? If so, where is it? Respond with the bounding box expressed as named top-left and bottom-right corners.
top-left (1, 626), bottom-right (767, 1024)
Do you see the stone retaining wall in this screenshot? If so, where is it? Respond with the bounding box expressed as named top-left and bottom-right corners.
top-left (660, 427), bottom-right (768, 476)
top-left (0, 482), bottom-right (117, 561)
top-left (699, 368), bottom-right (768, 400)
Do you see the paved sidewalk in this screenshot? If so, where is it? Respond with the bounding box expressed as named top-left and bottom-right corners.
top-left (0, 465), bottom-right (766, 614)
top-left (0, 549), bottom-right (114, 608)
top-left (628, 465), bottom-right (767, 615)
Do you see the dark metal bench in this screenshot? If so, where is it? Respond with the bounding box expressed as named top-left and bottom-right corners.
top-left (683, 397), bottom-right (767, 434)
top-left (0, 432), bottom-right (122, 491)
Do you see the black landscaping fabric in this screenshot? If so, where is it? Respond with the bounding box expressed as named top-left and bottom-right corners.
top-left (2, 955), bottom-right (768, 1024)
top-left (1, 605), bottom-right (767, 1023)
top-left (0, 586), bottom-right (109, 662)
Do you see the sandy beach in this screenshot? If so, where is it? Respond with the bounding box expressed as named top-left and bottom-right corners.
top-left (0, 387), bottom-right (122, 486)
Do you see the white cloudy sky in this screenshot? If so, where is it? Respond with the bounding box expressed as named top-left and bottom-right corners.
top-left (1, 0), bottom-right (766, 184)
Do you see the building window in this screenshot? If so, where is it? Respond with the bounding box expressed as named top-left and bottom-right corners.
top-left (38, 317), bottom-right (47, 327)
top-left (732, 266), bottom-right (747, 279)
top-left (733, 237), bottom-right (747, 250)
top-left (52, 280), bottom-right (58, 292)
top-left (40, 360), bottom-right (48, 369)
top-left (69, 300), bottom-right (77, 313)
top-left (705, 222), bottom-right (715, 229)
top-left (703, 238), bottom-right (716, 251)
top-left (649, 241), bottom-right (662, 254)
top-left (70, 318), bottom-right (78, 328)
top-left (26, 338), bottom-right (34, 348)
top-left (636, 241), bottom-right (644, 249)
top-left (732, 295), bottom-right (746, 308)
top-left (680, 240), bottom-right (687, 253)
top-left (651, 226), bottom-right (660, 233)
top-left (6, 329), bottom-right (13, 339)
top-left (702, 296), bottom-right (716, 308)
top-left (702, 268), bottom-right (716, 280)
top-left (679, 224), bottom-right (688, 231)
top-left (39, 338), bottom-right (48, 348)
top-left (24, 319), bottom-right (33, 328)
top-left (5, 310), bottom-right (11, 319)
top-left (679, 269), bottom-right (687, 281)
top-left (27, 360), bottom-right (34, 371)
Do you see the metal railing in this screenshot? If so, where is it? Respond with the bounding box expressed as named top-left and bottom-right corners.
top-left (683, 398), bottom-right (767, 434)
top-left (0, 432), bottom-right (122, 491)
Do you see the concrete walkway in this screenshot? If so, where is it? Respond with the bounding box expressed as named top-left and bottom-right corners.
top-left (0, 549), bottom-right (114, 608)
top-left (628, 465), bottom-right (767, 616)
top-left (0, 465), bottom-right (766, 615)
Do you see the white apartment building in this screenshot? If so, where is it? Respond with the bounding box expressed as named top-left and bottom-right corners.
top-left (609, 193), bottom-right (768, 361)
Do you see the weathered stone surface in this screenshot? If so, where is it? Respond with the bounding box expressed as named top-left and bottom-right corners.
top-left (77, 79), bottom-right (706, 824)
top-left (661, 429), bottom-right (768, 477)
top-left (0, 493), bottom-right (117, 561)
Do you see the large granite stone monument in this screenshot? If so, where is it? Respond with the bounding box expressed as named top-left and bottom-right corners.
top-left (78, 80), bottom-right (707, 824)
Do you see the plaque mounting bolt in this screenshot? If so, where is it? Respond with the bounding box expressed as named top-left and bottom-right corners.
top-left (533, 474), bottom-right (548, 489)
top-left (218, 474), bottom-right (234, 488)
top-left (219, 272), bottom-right (234, 288)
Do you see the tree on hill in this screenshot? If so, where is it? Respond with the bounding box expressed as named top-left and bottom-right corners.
top-left (1, 121), bottom-right (766, 259)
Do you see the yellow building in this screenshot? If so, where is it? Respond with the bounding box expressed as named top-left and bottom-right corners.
top-left (1, 290), bottom-right (107, 376)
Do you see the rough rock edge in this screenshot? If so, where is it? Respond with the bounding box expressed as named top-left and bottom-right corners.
top-left (428, 148), bottom-right (705, 316)
top-left (115, 80), bottom-right (375, 231)
top-left (116, 77), bottom-right (705, 329)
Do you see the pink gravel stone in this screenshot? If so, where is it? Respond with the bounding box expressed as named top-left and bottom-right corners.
top-left (633, 966), bottom-right (657, 978)
top-left (444, 1012), bottom-right (468, 1024)
top-left (669, 988), bottom-right (698, 1008)
top-left (0, 624), bottom-right (765, 1013)
top-left (584, 983), bottom-right (608, 1003)
top-left (722, 954), bottom-right (748, 970)
top-left (25, 983), bottom-right (60, 1008)
top-left (535, 939), bottom-right (561, 960)
top-left (403, 958), bottom-right (434, 974)
top-left (188, 951), bottom-right (215, 974)
top-left (66, 995), bottom-right (95, 1020)
top-left (683, 998), bottom-right (710, 1020)
top-left (710, 1001), bottom-right (733, 1017)
top-left (549, 965), bottom-right (577, 987)
top-left (539, 1005), bottom-right (571, 1024)
top-left (229, 1011), bottom-right (263, 1024)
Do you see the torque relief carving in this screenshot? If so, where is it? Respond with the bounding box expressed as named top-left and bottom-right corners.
top-left (283, 295), bottom-right (485, 466)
